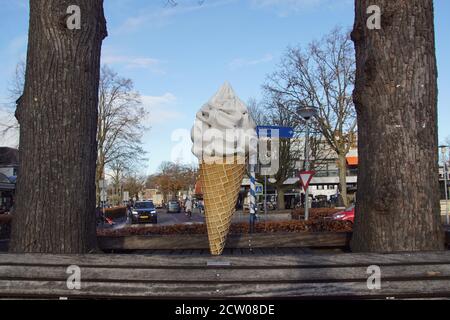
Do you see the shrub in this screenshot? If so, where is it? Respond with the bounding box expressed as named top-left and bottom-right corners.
top-left (97, 219), bottom-right (352, 237)
top-left (291, 208), bottom-right (342, 220)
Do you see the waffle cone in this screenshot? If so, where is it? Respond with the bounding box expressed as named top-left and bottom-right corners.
top-left (200, 158), bottom-right (245, 255)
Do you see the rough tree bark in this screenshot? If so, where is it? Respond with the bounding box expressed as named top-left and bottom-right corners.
top-left (351, 0), bottom-right (444, 252)
top-left (10, 0), bottom-right (107, 253)
top-left (277, 188), bottom-right (285, 211)
top-left (337, 153), bottom-right (349, 207)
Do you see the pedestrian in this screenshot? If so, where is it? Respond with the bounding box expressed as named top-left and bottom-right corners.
top-left (198, 199), bottom-right (205, 215)
top-left (126, 203), bottom-right (133, 224)
top-left (185, 198), bottom-right (193, 219)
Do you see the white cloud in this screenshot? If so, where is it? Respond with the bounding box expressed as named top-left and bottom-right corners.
top-left (141, 93), bottom-right (183, 125)
top-left (102, 54), bottom-right (165, 73)
top-left (250, 0), bottom-right (335, 16)
top-left (229, 53), bottom-right (273, 70)
top-left (115, 0), bottom-right (236, 33)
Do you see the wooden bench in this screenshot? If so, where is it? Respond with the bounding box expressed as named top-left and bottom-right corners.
top-left (98, 232), bottom-right (352, 251)
top-left (1, 251), bottom-right (450, 299)
top-left (99, 230), bottom-right (450, 251)
top-left (1, 230), bottom-right (449, 253)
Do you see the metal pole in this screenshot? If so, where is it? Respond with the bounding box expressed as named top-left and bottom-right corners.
top-left (304, 119), bottom-right (311, 221)
top-left (264, 175), bottom-right (268, 219)
top-left (442, 148), bottom-right (449, 225)
top-left (249, 155), bottom-right (257, 233)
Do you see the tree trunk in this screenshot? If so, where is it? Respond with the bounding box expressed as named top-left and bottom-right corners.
top-left (351, 0), bottom-right (444, 252)
top-left (95, 153), bottom-right (105, 205)
top-left (277, 188), bottom-right (285, 210)
top-left (337, 153), bottom-right (349, 207)
top-left (10, 0), bottom-right (107, 253)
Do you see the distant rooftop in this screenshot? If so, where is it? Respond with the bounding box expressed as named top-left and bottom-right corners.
top-left (0, 147), bottom-right (19, 166)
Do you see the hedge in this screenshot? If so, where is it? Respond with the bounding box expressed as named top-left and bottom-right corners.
top-left (291, 208), bottom-right (342, 220)
top-left (97, 220), bottom-right (353, 237)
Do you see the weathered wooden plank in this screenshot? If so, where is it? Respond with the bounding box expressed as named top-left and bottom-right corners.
top-left (1, 279), bottom-right (450, 299)
top-left (99, 230), bottom-right (448, 250)
top-left (1, 252), bottom-right (450, 268)
top-left (97, 232), bottom-right (351, 250)
top-left (2, 230), bottom-right (449, 252)
top-left (1, 264), bottom-right (450, 283)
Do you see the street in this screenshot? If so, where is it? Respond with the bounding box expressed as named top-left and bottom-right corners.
top-left (106, 208), bottom-right (293, 230)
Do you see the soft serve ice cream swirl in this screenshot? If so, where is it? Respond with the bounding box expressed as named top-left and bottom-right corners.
top-left (191, 82), bottom-right (257, 162)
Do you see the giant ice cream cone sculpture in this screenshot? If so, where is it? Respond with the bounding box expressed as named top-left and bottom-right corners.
top-left (199, 158), bottom-right (245, 255)
top-left (191, 83), bottom-right (257, 255)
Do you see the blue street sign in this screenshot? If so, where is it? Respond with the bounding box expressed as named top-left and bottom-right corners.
top-left (257, 126), bottom-right (295, 139)
top-left (255, 185), bottom-right (264, 195)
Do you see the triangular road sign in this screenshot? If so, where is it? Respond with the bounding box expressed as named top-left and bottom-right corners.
top-left (299, 171), bottom-right (315, 192)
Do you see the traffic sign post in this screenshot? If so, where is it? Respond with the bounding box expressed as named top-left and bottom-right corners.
top-left (255, 184), bottom-right (264, 195)
top-left (257, 126), bottom-right (295, 139)
top-left (299, 170), bottom-right (315, 221)
top-left (299, 171), bottom-right (315, 192)
top-left (249, 154), bottom-right (258, 234)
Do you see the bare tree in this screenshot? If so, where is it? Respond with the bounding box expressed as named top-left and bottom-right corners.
top-left (264, 27), bottom-right (356, 207)
top-left (247, 98), bottom-right (269, 127)
top-left (0, 61), bottom-right (24, 143)
top-left (248, 95), bottom-right (334, 209)
top-left (5, 62), bottom-right (148, 201)
top-left (106, 159), bottom-right (127, 205)
top-left (96, 66), bottom-right (148, 202)
top-left (8, 60), bottom-right (26, 102)
top-left (151, 162), bottom-right (198, 202)
top-left (123, 174), bottom-right (147, 201)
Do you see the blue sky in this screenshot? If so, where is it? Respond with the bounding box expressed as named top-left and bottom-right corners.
top-left (0, 0), bottom-right (449, 174)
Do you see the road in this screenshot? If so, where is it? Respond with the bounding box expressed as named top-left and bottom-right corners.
top-left (107, 209), bottom-right (292, 230)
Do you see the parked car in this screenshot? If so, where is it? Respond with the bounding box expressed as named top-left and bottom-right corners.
top-left (331, 205), bottom-right (355, 224)
top-left (167, 200), bottom-right (181, 214)
top-left (131, 201), bottom-right (157, 224)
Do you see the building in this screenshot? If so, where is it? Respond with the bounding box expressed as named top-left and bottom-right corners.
top-left (278, 134), bottom-right (359, 205)
top-left (140, 189), bottom-right (165, 207)
top-left (0, 147), bottom-right (19, 210)
top-left (440, 164), bottom-right (449, 200)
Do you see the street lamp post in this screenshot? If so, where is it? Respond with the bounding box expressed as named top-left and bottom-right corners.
top-left (298, 106), bottom-right (318, 221)
top-left (440, 145), bottom-right (449, 225)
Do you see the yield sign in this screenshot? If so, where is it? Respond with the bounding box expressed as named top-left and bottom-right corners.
top-left (299, 171), bottom-right (315, 192)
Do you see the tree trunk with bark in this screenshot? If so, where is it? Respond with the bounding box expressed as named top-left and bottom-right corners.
top-left (10, 0), bottom-right (107, 253)
top-left (351, 0), bottom-right (444, 252)
top-left (277, 188), bottom-right (285, 210)
top-left (96, 151), bottom-right (105, 204)
top-left (337, 153), bottom-right (349, 207)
